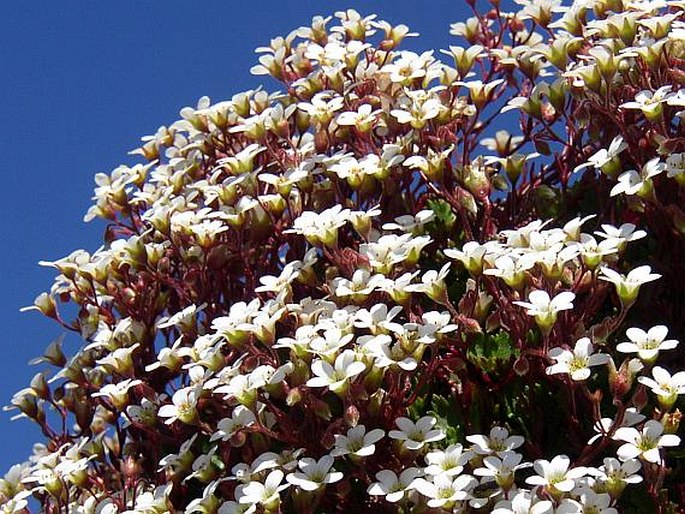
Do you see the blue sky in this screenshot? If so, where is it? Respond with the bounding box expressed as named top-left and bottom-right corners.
top-left (0, 0), bottom-right (470, 471)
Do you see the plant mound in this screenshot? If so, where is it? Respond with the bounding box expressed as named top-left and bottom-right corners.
top-left (3, 2), bottom-right (685, 513)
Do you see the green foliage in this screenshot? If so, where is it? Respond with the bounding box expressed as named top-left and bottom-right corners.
top-left (466, 331), bottom-right (519, 375)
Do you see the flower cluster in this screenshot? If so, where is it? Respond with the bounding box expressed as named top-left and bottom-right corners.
top-left (4, 1), bottom-right (685, 513)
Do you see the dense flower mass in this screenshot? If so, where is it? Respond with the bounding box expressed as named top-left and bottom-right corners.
top-left (3, 1), bottom-right (685, 513)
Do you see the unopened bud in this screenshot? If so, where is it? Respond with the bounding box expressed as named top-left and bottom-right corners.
top-left (24, 292), bottom-right (57, 319)
top-left (75, 400), bottom-right (93, 431)
top-left (631, 385), bottom-right (649, 412)
top-left (230, 430), bottom-right (248, 448)
top-left (513, 355), bottom-right (529, 376)
top-left (609, 358), bottom-right (642, 399)
top-left (121, 455), bottom-right (141, 479)
top-left (313, 399), bottom-right (332, 421)
top-left (286, 387), bottom-right (303, 407)
top-left (344, 405), bottom-right (360, 427)
top-left (30, 373), bottom-right (50, 401)
top-left (661, 409), bottom-right (682, 434)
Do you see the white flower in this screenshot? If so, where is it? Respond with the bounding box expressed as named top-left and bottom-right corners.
top-left (214, 371), bottom-right (265, 408)
top-left (599, 265), bottom-right (661, 304)
top-left (251, 448), bottom-right (304, 475)
top-left (157, 303), bottom-right (205, 330)
top-left (574, 136), bottom-right (628, 174)
top-left (588, 407), bottom-right (645, 445)
top-left (330, 425), bottom-right (385, 458)
top-left (382, 210), bottom-right (435, 233)
top-left (285, 205), bottom-right (351, 247)
top-left (405, 263), bottom-right (451, 302)
top-left (483, 254), bottom-right (536, 289)
top-left (546, 337), bottom-right (610, 381)
top-left (637, 366), bottom-right (685, 407)
top-left (525, 455), bottom-right (587, 493)
top-left (413, 473), bottom-right (477, 508)
top-left (557, 490), bottom-right (617, 514)
top-left (210, 406), bottom-right (257, 442)
top-left (297, 92), bottom-right (344, 125)
top-left (666, 153), bottom-right (685, 178)
top-left (285, 455), bottom-right (343, 491)
top-left (354, 304), bottom-right (403, 335)
top-left (474, 452), bottom-right (528, 491)
top-left (616, 325), bottom-right (678, 362)
top-left (360, 334), bottom-right (418, 371)
top-left (157, 386), bottom-right (199, 425)
top-left (492, 489), bottom-right (554, 514)
top-left (391, 97), bottom-right (443, 129)
top-left (381, 50), bottom-right (435, 84)
top-left (306, 350), bottom-right (366, 394)
top-left (573, 234), bottom-right (619, 269)
top-left (237, 469), bottom-right (289, 509)
top-left (563, 214), bottom-right (596, 241)
top-left (123, 397), bottom-right (158, 427)
top-left (610, 158), bottom-right (665, 197)
top-left (328, 155), bottom-right (380, 187)
top-left (335, 104), bottom-right (379, 132)
top-left (255, 262), bottom-right (301, 294)
top-left (367, 467), bottom-right (422, 503)
top-left (185, 481), bottom-right (221, 514)
top-left (513, 290), bottom-right (575, 331)
top-left (309, 328), bottom-right (354, 359)
top-left (422, 311), bottom-right (458, 335)
top-left (445, 241), bottom-right (488, 275)
top-left (424, 444), bottom-right (472, 476)
top-left (92, 379), bottom-right (142, 410)
top-left (389, 416), bottom-right (446, 450)
top-left (620, 86), bottom-right (673, 120)
top-left (466, 426), bottom-right (524, 456)
top-left (614, 420), bottom-right (681, 463)
top-left (594, 223), bottom-right (646, 248)
top-left (588, 457), bottom-right (643, 489)
top-left (331, 269), bottom-right (385, 300)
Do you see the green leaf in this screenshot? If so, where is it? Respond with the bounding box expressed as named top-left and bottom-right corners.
top-left (427, 394), bottom-right (463, 445)
top-left (426, 198), bottom-right (456, 232)
top-left (466, 331), bottom-right (519, 374)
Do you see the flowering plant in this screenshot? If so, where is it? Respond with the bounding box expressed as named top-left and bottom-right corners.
top-left (3, 1), bottom-right (685, 513)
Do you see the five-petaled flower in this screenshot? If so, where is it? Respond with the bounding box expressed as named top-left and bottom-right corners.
top-left (513, 290), bottom-right (575, 333)
top-left (637, 366), bottom-right (685, 410)
top-left (614, 420), bottom-right (681, 463)
top-left (546, 337), bottom-right (610, 381)
top-left (389, 416), bottom-right (446, 450)
top-left (616, 325), bottom-right (679, 363)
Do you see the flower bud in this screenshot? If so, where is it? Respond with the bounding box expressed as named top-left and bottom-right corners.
top-left (313, 398), bottom-right (332, 421)
top-left (30, 373), bottom-right (50, 401)
top-left (286, 387), bottom-right (304, 407)
top-left (367, 389), bottom-right (385, 417)
top-left (29, 336), bottom-right (66, 367)
top-left (23, 292), bottom-right (57, 319)
top-left (513, 355), bottom-right (529, 376)
top-left (631, 385), bottom-right (649, 412)
top-left (11, 393), bottom-right (39, 420)
top-left (609, 358), bottom-right (642, 399)
top-left (75, 399), bottom-right (94, 432)
top-left (44, 470), bottom-right (63, 498)
top-left (661, 409), bottom-right (682, 435)
top-left (121, 455), bottom-right (141, 480)
top-left (344, 405), bottom-right (360, 427)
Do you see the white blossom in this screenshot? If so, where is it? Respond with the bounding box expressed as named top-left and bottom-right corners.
top-left (388, 416), bottom-right (446, 450)
top-left (614, 420), bottom-right (681, 463)
top-left (546, 338), bottom-right (610, 381)
top-left (285, 455), bottom-right (343, 491)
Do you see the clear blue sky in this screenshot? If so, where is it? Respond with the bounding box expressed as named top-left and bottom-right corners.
top-left (0, 0), bottom-right (470, 471)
